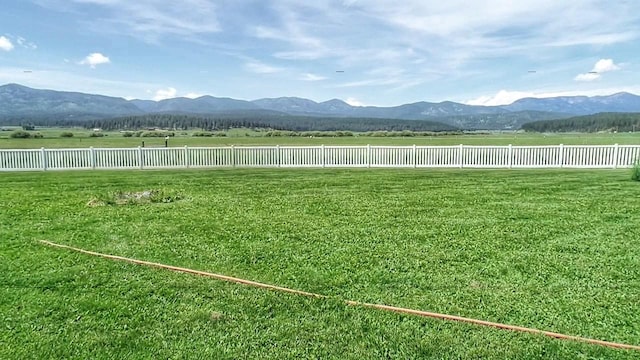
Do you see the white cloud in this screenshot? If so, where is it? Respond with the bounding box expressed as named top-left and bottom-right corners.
top-left (152, 89), bottom-right (205, 100)
top-left (547, 32), bottom-right (637, 47)
top-left (0, 36), bottom-right (14, 51)
top-left (80, 53), bottom-right (111, 68)
top-left (0, 35), bottom-right (36, 51)
top-left (299, 73), bottom-right (326, 81)
top-left (245, 61), bottom-right (282, 74)
top-left (465, 86), bottom-right (640, 106)
top-left (153, 87), bottom-right (177, 101)
top-left (45, 0), bottom-right (220, 42)
top-left (362, 1), bottom-right (639, 48)
top-left (574, 58), bottom-right (620, 82)
top-left (574, 72), bottom-right (600, 82)
top-left (252, 6), bottom-right (330, 61)
top-left (334, 77), bottom-right (404, 88)
top-left (274, 50), bottom-right (329, 60)
top-left (592, 59), bottom-right (620, 73)
top-left (345, 97), bottom-right (365, 106)
top-left (152, 89), bottom-right (203, 100)
top-left (467, 90), bottom-right (536, 106)
top-left (255, 22), bottom-right (325, 51)
top-left (15, 36), bottom-right (37, 49)
top-left (253, 0), bottom-right (640, 84)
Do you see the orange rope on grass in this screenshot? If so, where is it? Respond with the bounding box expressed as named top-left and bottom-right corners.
top-left (39, 240), bottom-right (640, 351)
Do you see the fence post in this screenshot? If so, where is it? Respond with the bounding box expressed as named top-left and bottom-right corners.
top-left (367, 144), bottom-right (371, 168)
top-left (613, 143), bottom-right (619, 169)
top-left (459, 144), bottom-right (464, 168)
top-left (138, 146), bottom-right (144, 170)
top-left (321, 145), bottom-right (325, 168)
top-left (90, 147), bottom-right (96, 170)
top-left (276, 145), bottom-right (281, 168)
top-left (40, 147), bottom-right (47, 171)
top-left (231, 145), bottom-right (236, 168)
top-left (559, 144), bottom-right (564, 168)
top-left (184, 145), bottom-right (190, 169)
top-left (413, 144), bottom-right (417, 168)
top-left (508, 144), bottom-right (513, 169)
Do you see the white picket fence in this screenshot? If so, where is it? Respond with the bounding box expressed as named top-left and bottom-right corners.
top-left (1, 144), bottom-right (639, 171)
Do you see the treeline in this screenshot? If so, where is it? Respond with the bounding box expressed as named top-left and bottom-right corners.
top-left (440, 110), bottom-right (569, 130)
top-left (261, 130), bottom-right (467, 137)
top-left (0, 112), bottom-right (457, 132)
top-left (19, 113), bottom-right (458, 132)
top-left (0, 113), bottom-right (108, 126)
top-left (522, 112), bottom-right (640, 132)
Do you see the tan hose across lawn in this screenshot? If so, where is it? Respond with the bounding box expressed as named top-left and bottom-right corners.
top-left (39, 240), bottom-right (640, 351)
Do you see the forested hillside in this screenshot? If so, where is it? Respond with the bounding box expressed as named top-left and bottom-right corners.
top-left (522, 112), bottom-right (640, 132)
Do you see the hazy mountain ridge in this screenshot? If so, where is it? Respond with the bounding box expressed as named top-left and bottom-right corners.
top-left (502, 92), bottom-right (640, 114)
top-left (0, 84), bottom-right (143, 116)
top-left (2, 83), bottom-right (640, 130)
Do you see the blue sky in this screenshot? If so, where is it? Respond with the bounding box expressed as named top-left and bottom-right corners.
top-left (1, 0), bottom-right (639, 106)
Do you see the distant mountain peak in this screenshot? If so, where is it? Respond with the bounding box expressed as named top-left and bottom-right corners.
top-left (603, 91), bottom-right (635, 98)
top-left (1, 83), bottom-right (27, 88)
top-left (322, 98), bottom-right (348, 104)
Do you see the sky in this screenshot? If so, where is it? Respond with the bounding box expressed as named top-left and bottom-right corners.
top-left (1, 0), bottom-right (640, 107)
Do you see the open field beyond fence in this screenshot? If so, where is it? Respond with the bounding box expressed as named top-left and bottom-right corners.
top-left (1, 130), bottom-right (640, 148)
top-left (1, 169), bottom-right (640, 359)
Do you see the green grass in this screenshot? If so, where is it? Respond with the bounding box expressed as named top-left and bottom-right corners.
top-left (1, 128), bottom-right (640, 148)
top-left (2, 169), bottom-right (640, 358)
top-left (632, 160), bottom-right (640, 181)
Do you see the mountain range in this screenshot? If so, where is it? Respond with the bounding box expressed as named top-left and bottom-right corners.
top-left (2, 83), bottom-right (640, 130)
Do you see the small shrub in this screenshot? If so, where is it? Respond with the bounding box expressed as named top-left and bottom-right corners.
top-left (336, 131), bottom-right (354, 137)
top-left (141, 131), bottom-right (175, 137)
top-left (265, 130), bottom-right (296, 137)
top-left (632, 160), bottom-right (640, 182)
top-left (87, 189), bottom-right (184, 206)
top-left (122, 131), bottom-right (134, 137)
top-left (89, 132), bottom-right (105, 137)
top-left (33, 132), bottom-right (44, 138)
top-left (10, 130), bottom-right (32, 138)
top-left (60, 132), bottom-right (74, 138)
top-left (367, 131), bottom-right (388, 137)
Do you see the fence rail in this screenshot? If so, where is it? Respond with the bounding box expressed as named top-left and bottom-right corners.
top-left (1, 144), bottom-right (639, 171)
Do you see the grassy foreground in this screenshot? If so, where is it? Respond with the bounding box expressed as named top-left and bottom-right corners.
top-left (1, 169), bottom-right (640, 359)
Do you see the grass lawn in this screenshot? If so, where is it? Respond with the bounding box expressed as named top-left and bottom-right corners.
top-left (1, 168), bottom-right (640, 358)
